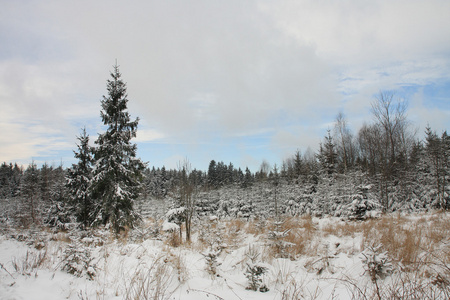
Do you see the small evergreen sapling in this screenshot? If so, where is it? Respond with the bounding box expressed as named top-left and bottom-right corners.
top-left (361, 244), bottom-right (393, 283)
top-left (202, 249), bottom-right (221, 278)
top-left (200, 216), bottom-right (224, 277)
top-left (268, 220), bottom-right (294, 259)
top-left (244, 246), bottom-right (269, 292)
top-left (62, 241), bottom-right (96, 280)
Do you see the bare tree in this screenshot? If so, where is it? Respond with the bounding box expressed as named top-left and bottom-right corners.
top-left (369, 91), bottom-right (413, 211)
top-left (333, 112), bottom-right (356, 172)
top-left (259, 160), bottom-right (270, 179)
top-left (177, 158), bottom-right (197, 243)
top-left (371, 92), bottom-right (408, 167)
top-left (358, 123), bottom-right (383, 176)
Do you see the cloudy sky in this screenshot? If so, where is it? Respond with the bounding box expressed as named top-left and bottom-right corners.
top-left (1, 0), bottom-right (450, 171)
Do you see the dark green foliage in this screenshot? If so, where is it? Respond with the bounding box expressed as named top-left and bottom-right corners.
top-left (423, 127), bottom-right (450, 209)
top-left (0, 162), bottom-right (22, 199)
top-left (245, 247), bottom-right (268, 292)
top-left (20, 162), bottom-right (40, 223)
top-left (241, 167), bottom-right (254, 188)
top-left (317, 130), bottom-right (337, 176)
top-left (91, 64), bottom-right (145, 233)
top-left (66, 128), bottom-right (95, 228)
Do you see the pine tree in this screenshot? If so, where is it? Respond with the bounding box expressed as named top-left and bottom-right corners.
top-left (242, 167), bottom-right (253, 188)
top-left (0, 163), bottom-right (13, 199)
top-left (40, 162), bottom-right (52, 203)
top-left (207, 160), bottom-right (217, 188)
top-left (294, 150), bottom-right (303, 179)
top-left (317, 130), bottom-right (337, 175)
top-left (271, 164), bottom-right (280, 218)
top-left (442, 131), bottom-right (450, 209)
top-left (45, 162), bottom-right (71, 229)
top-left (20, 162), bottom-right (40, 224)
top-left (67, 128), bottom-right (95, 228)
top-left (10, 163), bottom-right (22, 198)
top-left (51, 163), bottom-right (67, 203)
top-left (424, 127), bottom-right (449, 209)
top-left (91, 64), bottom-right (145, 233)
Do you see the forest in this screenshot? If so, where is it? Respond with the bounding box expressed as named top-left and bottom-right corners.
top-left (0, 92), bottom-right (449, 231)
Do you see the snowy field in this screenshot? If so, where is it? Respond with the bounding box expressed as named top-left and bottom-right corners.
top-left (0, 212), bottom-right (449, 300)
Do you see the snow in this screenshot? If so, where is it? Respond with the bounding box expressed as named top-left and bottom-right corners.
top-left (162, 221), bottom-right (180, 232)
top-left (0, 212), bottom-right (448, 299)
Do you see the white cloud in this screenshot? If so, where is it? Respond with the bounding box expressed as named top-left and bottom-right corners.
top-left (1, 0), bottom-right (449, 167)
top-left (263, 0), bottom-right (450, 119)
top-left (263, 0), bottom-right (450, 63)
top-left (28, 0), bottom-right (338, 138)
top-left (134, 129), bottom-right (165, 143)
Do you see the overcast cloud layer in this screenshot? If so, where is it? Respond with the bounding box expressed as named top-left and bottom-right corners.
top-left (1, 0), bottom-right (450, 170)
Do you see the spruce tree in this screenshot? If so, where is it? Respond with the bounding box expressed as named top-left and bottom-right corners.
top-left (67, 128), bottom-right (94, 228)
top-left (20, 161), bottom-right (40, 224)
top-left (207, 160), bottom-right (217, 188)
top-left (424, 127), bottom-right (449, 209)
top-left (0, 163), bottom-right (13, 199)
top-left (294, 150), bottom-right (303, 180)
top-left (91, 64), bottom-right (145, 233)
top-left (317, 130), bottom-right (337, 175)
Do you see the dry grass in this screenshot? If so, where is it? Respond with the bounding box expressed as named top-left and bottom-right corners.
top-left (51, 231), bottom-right (72, 243)
top-left (343, 269), bottom-right (450, 300)
top-left (246, 217), bottom-right (268, 235)
top-left (223, 219), bottom-right (245, 248)
top-left (274, 216), bottom-right (317, 258)
top-left (322, 220), bottom-right (359, 237)
top-left (317, 212), bottom-right (449, 271)
top-left (358, 213), bottom-right (449, 269)
top-left (227, 218), bottom-right (245, 232)
top-left (11, 248), bottom-right (47, 276)
top-left (163, 250), bottom-right (189, 283)
top-left (164, 231), bottom-right (182, 248)
top-left (124, 255), bottom-right (175, 300)
top-left (278, 212), bottom-right (449, 299)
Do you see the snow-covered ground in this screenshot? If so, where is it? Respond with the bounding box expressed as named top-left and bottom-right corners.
top-left (1, 212), bottom-right (449, 299)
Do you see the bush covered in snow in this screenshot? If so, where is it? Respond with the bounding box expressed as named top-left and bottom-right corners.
top-left (361, 244), bottom-right (393, 283)
top-left (62, 241), bottom-right (96, 280)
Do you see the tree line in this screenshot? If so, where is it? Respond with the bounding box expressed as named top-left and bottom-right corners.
top-left (0, 67), bottom-right (448, 236)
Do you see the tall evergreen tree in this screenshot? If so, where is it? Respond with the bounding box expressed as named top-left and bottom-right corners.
top-left (91, 64), bottom-right (145, 233)
top-left (0, 163), bottom-right (15, 199)
top-left (271, 164), bottom-right (280, 218)
top-left (424, 127), bottom-right (449, 208)
top-left (20, 162), bottom-right (40, 223)
top-left (40, 162), bottom-right (52, 203)
top-left (45, 162), bottom-right (70, 228)
top-left (207, 160), bottom-right (217, 188)
top-left (317, 130), bottom-right (337, 175)
top-left (67, 128), bottom-right (94, 228)
top-left (242, 167), bottom-right (253, 188)
top-left (293, 150), bottom-right (303, 180)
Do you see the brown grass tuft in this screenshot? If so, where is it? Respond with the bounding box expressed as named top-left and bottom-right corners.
top-left (165, 231), bottom-right (182, 248)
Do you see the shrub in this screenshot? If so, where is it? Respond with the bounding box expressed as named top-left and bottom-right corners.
top-left (62, 241), bottom-right (96, 280)
top-left (361, 244), bottom-right (393, 283)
